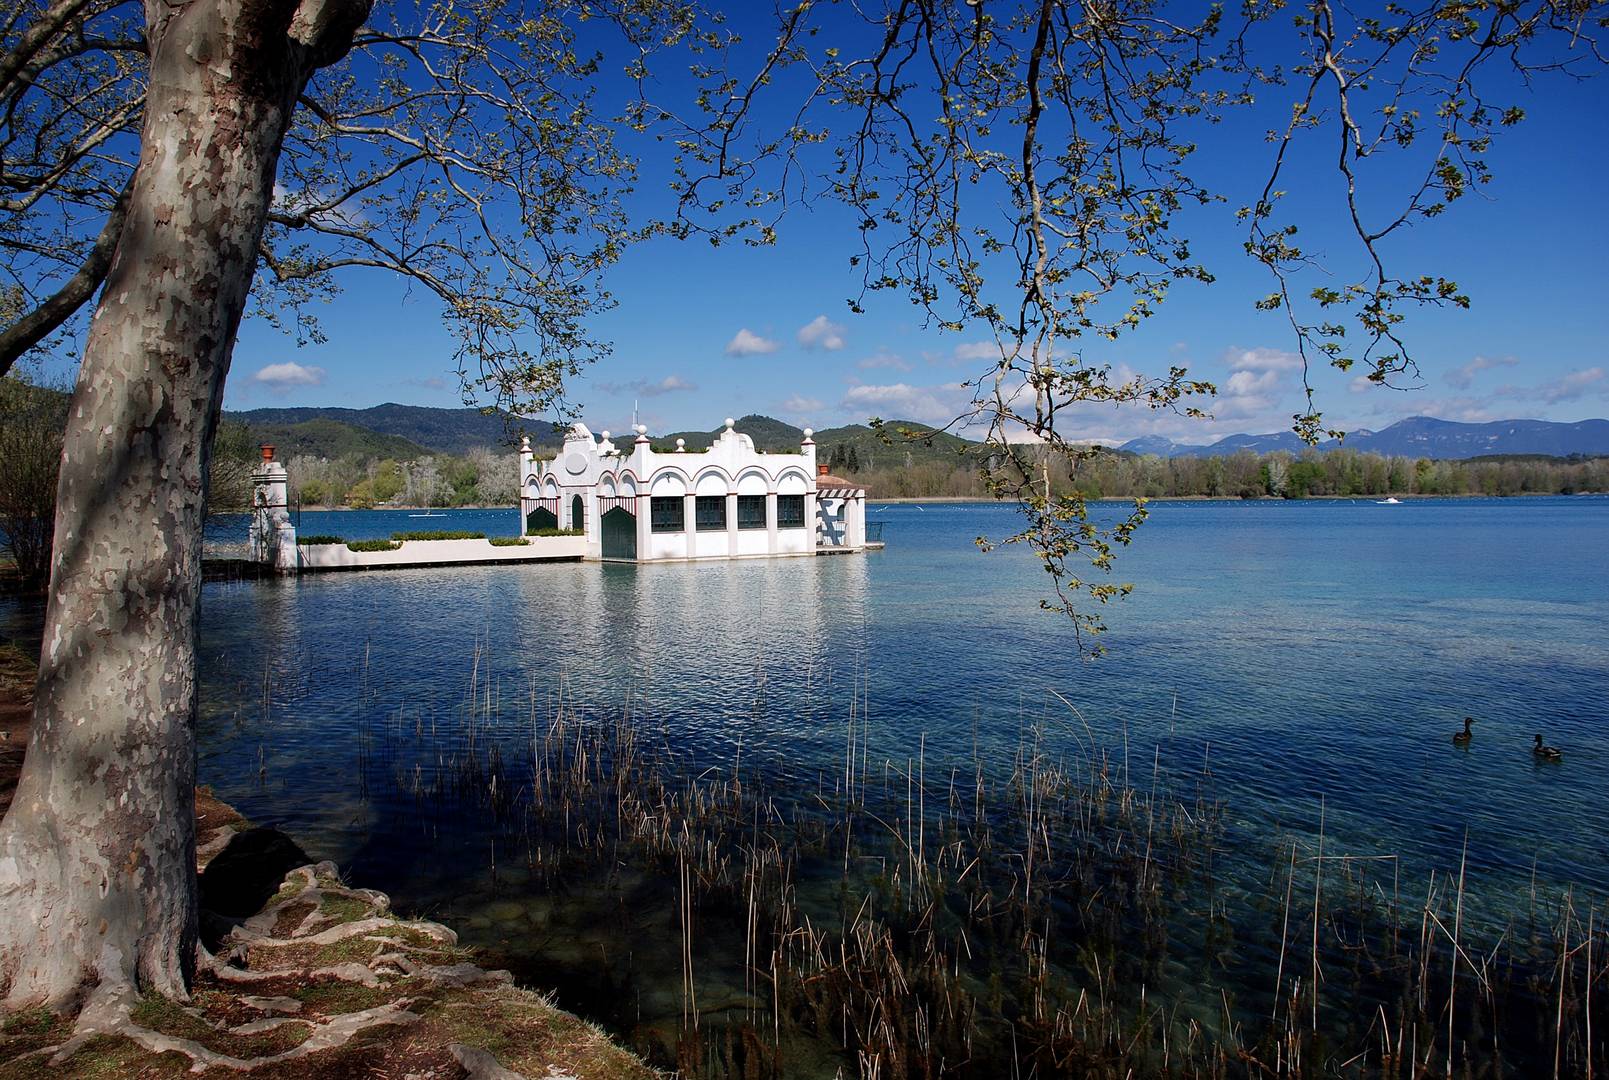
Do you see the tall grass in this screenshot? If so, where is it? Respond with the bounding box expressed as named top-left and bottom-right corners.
top-left (347, 661), bottom-right (1605, 1079)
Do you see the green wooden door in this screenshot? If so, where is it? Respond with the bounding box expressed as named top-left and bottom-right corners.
top-left (601, 506), bottom-right (636, 561)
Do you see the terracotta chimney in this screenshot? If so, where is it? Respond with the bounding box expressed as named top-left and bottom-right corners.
top-left (817, 462), bottom-right (829, 477)
top-left (260, 444), bottom-right (276, 463)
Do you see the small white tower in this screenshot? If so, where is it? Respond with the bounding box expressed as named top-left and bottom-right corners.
top-left (248, 445), bottom-right (298, 572)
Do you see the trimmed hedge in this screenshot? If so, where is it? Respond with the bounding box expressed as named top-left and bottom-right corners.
top-left (391, 530), bottom-right (486, 541)
top-left (488, 537), bottom-right (531, 547)
top-left (525, 528), bottom-right (583, 537)
top-left (346, 539), bottom-right (401, 552)
top-left (296, 535), bottom-right (344, 545)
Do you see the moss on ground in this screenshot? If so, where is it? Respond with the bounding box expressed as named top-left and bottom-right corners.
top-left (270, 900), bottom-right (316, 938)
top-left (289, 978), bottom-right (407, 1016)
top-left (0, 1034), bottom-right (189, 1080)
top-left (0, 1007), bottom-right (64, 1062)
top-left (130, 995), bottom-right (311, 1058)
top-left (317, 893), bottom-right (372, 924)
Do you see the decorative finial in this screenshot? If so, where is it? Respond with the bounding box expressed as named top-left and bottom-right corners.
top-left (675, 438), bottom-right (686, 452)
top-left (600, 430), bottom-right (610, 441)
top-left (724, 417), bottom-right (735, 429)
top-left (635, 424), bottom-right (647, 435)
top-left (803, 428), bottom-right (813, 439)
top-left (520, 435), bottom-right (531, 452)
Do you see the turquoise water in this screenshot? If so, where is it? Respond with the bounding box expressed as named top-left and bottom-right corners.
top-left (193, 497), bottom-right (1608, 916)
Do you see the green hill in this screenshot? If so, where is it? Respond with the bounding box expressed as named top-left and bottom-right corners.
top-left (660, 414), bottom-right (980, 472)
top-left (813, 420), bottom-right (980, 472)
top-left (241, 419), bottom-right (430, 461)
top-left (225, 403), bottom-right (560, 456)
top-left (661, 414), bottom-right (810, 451)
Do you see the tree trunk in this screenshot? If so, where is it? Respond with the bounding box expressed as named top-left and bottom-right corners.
top-left (0, 0), bottom-right (367, 1010)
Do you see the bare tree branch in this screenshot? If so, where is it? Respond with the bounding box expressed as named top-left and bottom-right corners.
top-left (0, 171), bottom-right (126, 375)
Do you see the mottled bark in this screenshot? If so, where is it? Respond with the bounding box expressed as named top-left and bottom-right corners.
top-left (0, 0), bottom-right (368, 1010)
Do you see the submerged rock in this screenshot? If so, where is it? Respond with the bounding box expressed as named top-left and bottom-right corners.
top-left (484, 898), bottom-right (527, 923)
top-left (201, 826), bottom-right (313, 919)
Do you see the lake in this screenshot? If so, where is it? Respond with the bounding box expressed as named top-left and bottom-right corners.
top-left (194, 497), bottom-right (1609, 910)
top-left (9, 496), bottom-right (1608, 1072)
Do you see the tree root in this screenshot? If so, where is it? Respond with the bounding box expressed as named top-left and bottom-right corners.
top-left (116, 1000), bottom-right (420, 1072)
top-left (450, 1040), bottom-right (536, 1079)
top-left (26, 859), bottom-right (521, 1073)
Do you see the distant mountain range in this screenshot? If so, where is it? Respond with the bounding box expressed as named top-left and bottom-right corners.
top-left (223, 403), bottom-right (1609, 463)
top-left (1118, 416), bottom-right (1609, 460)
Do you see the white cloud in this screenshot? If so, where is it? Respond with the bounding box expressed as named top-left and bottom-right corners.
top-left (1349, 375), bottom-right (1376, 393)
top-left (252, 361), bottom-right (325, 388)
top-left (1445, 354), bottom-right (1518, 390)
top-left (1212, 346), bottom-right (1301, 421)
top-left (1223, 346), bottom-right (1303, 372)
top-left (725, 328), bottom-right (780, 356)
top-left (1001, 427), bottom-right (1123, 446)
top-left (1529, 366), bottom-right (1605, 404)
top-left (599, 374), bottom-right (697, 397)
top-left (951, 341), bottom-right (1004, 363)
top-left (857, 351), bottom-right (912, 372)
top-left (1383, 395), bottom-right (1501, 424)
top-left (782, 394), bottom-right (824, 414)
top-left (796, 315), bottom-right (846, 351)
top-left (1223, 368), bottom-right (1281, 397)
top-left (841, 381), bottom-right (967, 425)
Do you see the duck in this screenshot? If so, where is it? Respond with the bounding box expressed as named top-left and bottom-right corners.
top-left (1452, 717), bottom-right (1474, 745)
top-left (1533, 733), bottom-right (1563, 762)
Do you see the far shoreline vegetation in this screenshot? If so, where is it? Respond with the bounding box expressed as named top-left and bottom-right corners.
top-left (4, 378), bottom-right (1604, 581)
top-left (276, 447), bottom-right (1607, 512)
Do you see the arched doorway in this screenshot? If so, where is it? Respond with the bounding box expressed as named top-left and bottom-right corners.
top-left (525, 505), bottom-right (557, 533)
top-left (571, 494), bottom-right (585, 534)
top-left (601, 507), bottom-right (636, 561)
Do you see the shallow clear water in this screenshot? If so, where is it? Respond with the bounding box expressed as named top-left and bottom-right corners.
top-left (190, 497), bottom-right (1609, 924)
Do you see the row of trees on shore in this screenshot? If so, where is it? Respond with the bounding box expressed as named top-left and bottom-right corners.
top-left (845, 446), bottom-right (1609, 500)
top-left (285, 449), bottom-right (518, 509)
top-left (285, 441), bottom-right (1608, 508)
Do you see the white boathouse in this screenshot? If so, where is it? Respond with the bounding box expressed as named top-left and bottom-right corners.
top-left (518, 418), bottom-right (869, 562)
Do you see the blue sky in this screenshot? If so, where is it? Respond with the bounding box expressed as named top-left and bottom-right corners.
top-left (212, 8), bottom-right (1609, 444)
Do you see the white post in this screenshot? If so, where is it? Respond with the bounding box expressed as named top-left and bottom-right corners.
top-left (849, 493), bottom-right (866, 549)
top-left (634, 425), bottom-right (650, 561)
top-left (765, 491), bottom-right (778, 555)
top-left (517, 435), bottom-right (533, 534)
top-left (248, 445), bottom-right (296, 572)
top-left (725, 491), bottom-right (738, 558)
top-left (801, 426), bottom-right (818, 553)
top-left (684, 492), bottom-right (696, 560)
